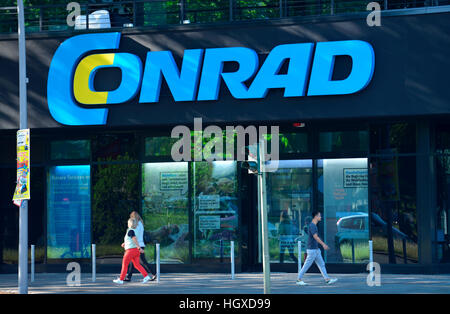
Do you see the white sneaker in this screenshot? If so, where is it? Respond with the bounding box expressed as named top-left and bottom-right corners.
top-left (326, 278), bottom-right (338, 285)
top-left (296, 280), bottom-right (308, 286)
top-left (113, 278), bottom-right (124, 284)
top-left (142, 275), bottom-right (151, 283)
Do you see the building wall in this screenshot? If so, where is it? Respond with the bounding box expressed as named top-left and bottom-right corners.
top-left (0, 10), bottom-right (449, 129)
top-left (0, 9), bottom-right (449, 273)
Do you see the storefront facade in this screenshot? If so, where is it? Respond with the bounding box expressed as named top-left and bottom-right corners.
top-left (0, 6), bottom-right (450, 274)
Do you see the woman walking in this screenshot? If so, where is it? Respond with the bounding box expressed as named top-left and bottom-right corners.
top-left (113, 218), bottom-right (152, 284)
top-left (125, 211), bottom-right (156, 281)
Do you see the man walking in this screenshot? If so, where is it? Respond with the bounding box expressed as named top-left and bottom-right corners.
top-left (297, 211), bottom-right (338, 286)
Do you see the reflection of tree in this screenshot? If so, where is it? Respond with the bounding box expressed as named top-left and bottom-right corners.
top-left (193, 162), bottom-right (213, 194)
top-left (92, 154), bottom-right (139, 245)
top-left (193, 162), bottom-right (237, 197)
top-left (145, 137), bottom-right (178, 157)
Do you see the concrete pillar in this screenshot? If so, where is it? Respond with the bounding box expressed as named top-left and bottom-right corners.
top-left (416, 120), bottom-right (437, 267)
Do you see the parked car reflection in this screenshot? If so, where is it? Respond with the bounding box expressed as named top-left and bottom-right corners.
top-left (335, 213), bottom-right (408, 248)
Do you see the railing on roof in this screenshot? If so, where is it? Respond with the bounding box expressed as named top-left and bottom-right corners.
top-left (0, 0), bottom-right (448, 34)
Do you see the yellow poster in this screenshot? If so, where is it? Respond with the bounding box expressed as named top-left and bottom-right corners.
top-left (13, 129), bottom-right (30, 203)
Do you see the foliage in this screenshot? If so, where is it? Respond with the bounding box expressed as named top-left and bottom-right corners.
top-left (0, 0), bottom-right (415, 34)
top-left (92, 153), bottom-right (139, 247)
top-left (372, 236), bottom-right (418, 261)
top-left (339, 241), bottom-right (369, 262)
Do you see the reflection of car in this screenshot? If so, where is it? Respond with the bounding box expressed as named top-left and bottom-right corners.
top-left (370, 213), bottom-right (408, 239)
top-left (335, 214), bottom-right (369, 247)
top-left (335, 213), bottom-right (408, 247)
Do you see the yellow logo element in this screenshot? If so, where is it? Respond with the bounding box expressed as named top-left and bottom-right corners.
top-left (73, 53), bottom-right (115, 104)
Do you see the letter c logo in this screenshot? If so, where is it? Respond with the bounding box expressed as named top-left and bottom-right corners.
top-left (47, 32), bottom-right (123, 126)
top-left (73, 52), bottom-right (142, 105)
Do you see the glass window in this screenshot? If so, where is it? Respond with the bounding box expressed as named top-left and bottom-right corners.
top-left (47, 166), bottom-right (91, 259)
top-left (31, 138), bottom-right (46, 164)
top-left (278, 133), bottom-right (308, 154)
top-left (319, 131), bottom-right (368, 152)
top-left (436, 125), bottom-right (450, 154)
top-left (29, 167), bottom-right (46, 263)
top-left (192, 161), bottom-right (239, 261)
top-left (370, 123), bottom-right (416, 154)
top-left (92, 162), bottom-right (140, 259)
top-left (142, 162), bottom-right (189, 264)
top-left (50, 140), bottom-right (90, 160)
top-left (92, 134), bottom-right (137, 161)
top-left (369, 156), bottom-right (418, 264)
top-left (0, 167), bottom-right (18, 264)
top-left (318, 158), bottom-right (369, 263)
top-left (265, 160), bottom-right (312, 263)
top-left (436, 155), bottom-right (450, 263)
top-left (0, 135), bottom-right (16, 165)
top-left (145, 137), bottom-right (179, 158)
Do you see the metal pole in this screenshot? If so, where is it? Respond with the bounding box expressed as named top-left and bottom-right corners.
top-left (39, 8), bottom-right (43, 32)
top-left (30, 245), bottom-right (34, 283)
top-left (258, 139), bottom-right (271, 294)
top-left (369, 240), bottom-right (373, 265)
top-left (92, 244), bottom-right (96, 282)
top-left (179, 0), bottom-right (185, 24)
top-left (133, 0), bottom-right (137, 26)
top-left (402, 238), bottom-right (407, 264)
top-left (351, 238), bottom-right (355, 263)
top-left (231, 241), bottom-right (235, 279)
top-left (279, 0), bottom-right (283, 18)
top-left (297, 241), bottom-right (302, 277)
top-left (17, 0), bottom-right (28, 295)
top-left (220, 239), bottom-right (224, 263)
top-left (85, 4), bottom-right (89, 29)
top-left (156, 243), bottom-right (160, 283)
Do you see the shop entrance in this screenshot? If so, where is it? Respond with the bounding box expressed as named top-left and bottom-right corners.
top-left (245, 158), bottom-right (369, 268)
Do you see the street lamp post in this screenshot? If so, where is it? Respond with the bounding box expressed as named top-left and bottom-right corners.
top-left (257, 140), bottom-right (271, 294)
top-left (243, 140), bottom-right (271, 294)
top-left (17, 0), bottom-right (29, 295)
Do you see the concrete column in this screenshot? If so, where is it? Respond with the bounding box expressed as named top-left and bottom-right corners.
top-left (416, 120), bottom-right (437, 267)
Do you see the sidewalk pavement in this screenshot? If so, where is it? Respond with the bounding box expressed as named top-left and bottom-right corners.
top-left (1, 272), bottom-right (450, 294)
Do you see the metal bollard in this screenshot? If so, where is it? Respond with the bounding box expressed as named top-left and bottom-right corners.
top-left (92, 244), bottom-right (96, 282)
top-left (402, 238), bottom-right (407, 264)
top-left (297, 241), bottom-right (302, 277)
top-left (156, 243), bottom-right (160, 283)
top-left (220, 239), bottom-right (224, 263)
top-left (351, 238), bottom-right (355, 263)
top-left (31, 245), bottom-right (35, 283)
top-left (231, 241), bottom-right (235, 279)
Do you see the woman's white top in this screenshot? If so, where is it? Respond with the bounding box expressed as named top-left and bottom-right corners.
top-left (124, 227), bottom-right (137, 250)
top-left (135, 220), bottom-right (145, 248)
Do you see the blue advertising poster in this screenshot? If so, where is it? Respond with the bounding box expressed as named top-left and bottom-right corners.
top-left (47, 165), bottom-right (91, 259)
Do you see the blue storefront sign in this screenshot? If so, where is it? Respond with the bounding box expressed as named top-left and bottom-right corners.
top-left (47, 32), bottom-right (375, 126)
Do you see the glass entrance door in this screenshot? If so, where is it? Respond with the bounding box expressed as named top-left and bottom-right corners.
top-left (265, 160), bottom-right (313, 264)
top-left (257, 158), bottom-right (369, 265)
top-left (192, 161), bottom-right (239, 263)
top-left (318, 158), bottom-right (369, 263)
top-left (141, 162), bottom-right (189, 264)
